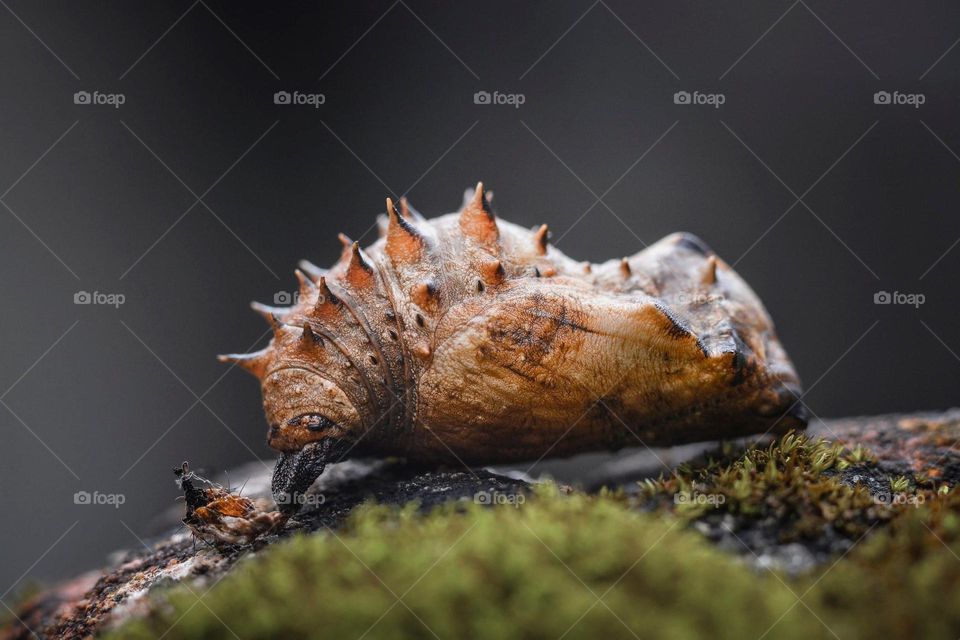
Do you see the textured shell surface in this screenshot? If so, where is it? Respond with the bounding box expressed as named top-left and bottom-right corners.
top-left (221, 184), bottom-right (806, 508)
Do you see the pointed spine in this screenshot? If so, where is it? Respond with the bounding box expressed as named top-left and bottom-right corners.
top-left (620, 258), bottom-right (631, 278)
top-left (702, 256), bottom-right (718, 286)
top-left (295, 269), bottom-right (316, 302)
top-left (337, 232), bottom-right (354, 264)
top-left (385, 197), bottom-right (424, 263)
top-left (250, 301), bottom-right (289, 338)
top-left (399, 196), bottom-right (425, 222)
top-left (345, 242), bottom-right (375, 289)
top-left (301, 321), bottom-right (322, 346)
top-left (298, 259), bottom-right (326, 281)
top-left (269, 313), bottom-right (283, 337)
top-left (251, 301), bottom-right (287, 325)
top-left (411, 280), bottom-right (439, 311)
top-left (315, 276), bottom-right (340, 310)
top-left (459, 181), bottom-right (498, 245)
top-left (533, 224), bottom-right (550, 255)
top-left (479, 258), bottom-right (505, 285)
top-left (218, 348), bottom-right (270, 379)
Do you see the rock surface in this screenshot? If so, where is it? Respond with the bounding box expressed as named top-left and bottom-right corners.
top-left (4, 461), bottom-right (531, 639)
top-left (4, 409), bottom-right (959, 639)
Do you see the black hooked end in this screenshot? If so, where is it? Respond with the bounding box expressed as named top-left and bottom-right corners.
top-left (271, 440), bottom-right (337, 515)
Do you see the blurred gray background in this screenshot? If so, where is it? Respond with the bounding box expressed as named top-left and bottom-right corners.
top-left (1, 1), bottom-right (958, 594)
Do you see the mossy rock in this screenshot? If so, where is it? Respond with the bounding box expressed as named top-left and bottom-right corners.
top-left (110, 485), bottom-right (960, 640)
top-left (6, 410), bottom-right (960, 639)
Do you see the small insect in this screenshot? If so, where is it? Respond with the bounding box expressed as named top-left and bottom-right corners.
top-left (174, 462), bottom-right (286, 546)
top-left (221, 183), bottom-right (807, 512)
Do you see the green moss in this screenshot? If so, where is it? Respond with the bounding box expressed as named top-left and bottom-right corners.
top-left (889, 475), bottom-right (911, 493)
top-left (111, 485), bottom-right (960, 640)
top-left (638, 433), bottom-right (900, 541)
top-left (110, 435), bottom-right (960, 640)
top-left (807, 492), bottom-right (960, 639)
top-left (113, 488), bottom-right (807, 640)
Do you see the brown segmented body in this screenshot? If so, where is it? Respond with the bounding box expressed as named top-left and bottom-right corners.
top-left (221, 183), bottom-right (806, 509)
